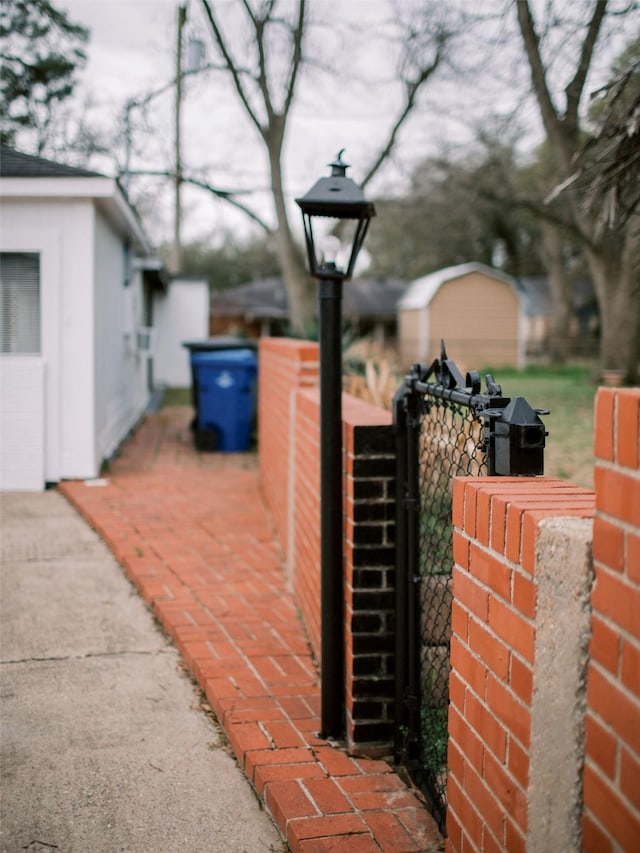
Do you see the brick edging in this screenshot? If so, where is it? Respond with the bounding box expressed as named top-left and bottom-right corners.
top-left (59, 478), bottom-right (442, 852)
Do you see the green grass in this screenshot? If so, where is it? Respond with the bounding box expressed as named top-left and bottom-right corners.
top-left (161, 387), bottom-right (193, 407)
top-left (420, 704), bottom-right (449, 785)
top-left (481, 364), bottom-right (598, 489)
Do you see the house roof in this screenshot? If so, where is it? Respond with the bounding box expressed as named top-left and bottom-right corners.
top-left (516, 277), bottom-right (551, 318)
top-left (0, 144), bottom-right (156, 257)
top-left (398, 262), bottom-right (517, 310)
top-left (211, 277), bottom-right (289, 320)
top-left (0, 144), bottom-right (103, 178)
top-left (210, 275), bottom-right (408, 321)
top-left (344, 276), bottom-right (408, 319)
top-left (517, 275), bottom-right (596, 318)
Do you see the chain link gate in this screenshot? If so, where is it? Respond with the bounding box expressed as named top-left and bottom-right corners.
top-left (393, 342), bottom-right (548, 834)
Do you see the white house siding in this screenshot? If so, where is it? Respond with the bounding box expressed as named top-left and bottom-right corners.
top-left (0, 200), bottom-right (74, 484)
top-left (93, 209), bottom-right (149, 468)
top-left (0, 192), bottom-right (152, 489)
top-left (59, 201), bottom-right (96, 479)
top-left (153, 277), bottom-right (209, 387)
top-left (0, 358), bottom-right (45, 490)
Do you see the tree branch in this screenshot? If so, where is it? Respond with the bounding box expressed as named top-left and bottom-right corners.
top-left (489, 188), bottom-right (594, 248)
top-left (361, 27), bottom-right (447, 190)
top-left (185, 175), bottom-right (272, 232)
top-left (124, 169), bottom-right (272, 233)
top-left (243, 0), bottom-right (274, 125)
top-left (200, 0), bottom-right (265, 138)
top-left (564, 0), bottom-right (608, 133)
top-left (516, 1), bottom-right (565, 154)
top-left (126, 62), bottom-right (224, 113)
top-left (283, 0), bottom-right (305, 118)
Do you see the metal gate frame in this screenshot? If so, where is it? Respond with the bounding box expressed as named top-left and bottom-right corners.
top-left (393, 342), bottom-right (548, 833)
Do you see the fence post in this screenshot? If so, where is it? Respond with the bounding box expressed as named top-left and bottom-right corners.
top-left (393, 368), bottom-right (422, 769)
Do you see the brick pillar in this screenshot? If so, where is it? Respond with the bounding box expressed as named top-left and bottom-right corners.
top-left (447, 477), bottom-right (594, 853)
top-left (583, 388), bottom-right (640, 852)
top-left (343, 396), bottom-right (395, 754)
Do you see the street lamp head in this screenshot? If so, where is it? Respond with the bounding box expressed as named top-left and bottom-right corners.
top-left (296, 150), bottom-right (376, 280)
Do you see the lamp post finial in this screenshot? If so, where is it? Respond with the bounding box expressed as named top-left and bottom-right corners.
top-left (329, 149), bottom-right (349, 176)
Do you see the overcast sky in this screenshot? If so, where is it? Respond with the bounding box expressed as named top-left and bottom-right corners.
top-left (57, 0), bottom-right (636, 248)
top-left (62, 0), bottom-right (421, 246)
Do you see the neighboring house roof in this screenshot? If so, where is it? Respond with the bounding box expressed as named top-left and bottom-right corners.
top-left (0, 144), bottom-right (103, 178)
top-left (212, 277), bottom-right (289, 321)
top-left (517, 275), bottom-right (597, 319)
top-left (398, 262), bottom-right (517, 310)
top-left (0, 144), bottom-right (153, 257)
top-left (344, 276), bottom-right (408, 319)
top-left (516, 277), bottom-right (551, 318)
top-left (210, 276), bottom-right (408, 322)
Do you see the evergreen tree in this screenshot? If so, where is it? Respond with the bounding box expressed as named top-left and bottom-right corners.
top-left (0, 0), bottom-right (89, 153)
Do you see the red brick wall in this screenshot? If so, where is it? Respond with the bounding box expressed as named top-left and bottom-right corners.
top-left (447, 478), bottom-right (594, 852)
top-left (258, 339), bottom-right (396, 752)
top-left (258, 338), bottom-right (319, 569)
top-left (291, 386), bottom-right (322, 661)
top-left (447, 386), bottom-right (640, 852)
top-left (583, 388), bottom-right (640, 852)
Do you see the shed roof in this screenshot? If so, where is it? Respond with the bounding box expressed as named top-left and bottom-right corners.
top-left (398, 262), bottom-right (517, 310)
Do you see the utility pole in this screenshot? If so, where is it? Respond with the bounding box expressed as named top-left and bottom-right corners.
top-left (171, 3), bottom-right (187, 273)
top-left (123, 3), bottom-right (203, 267)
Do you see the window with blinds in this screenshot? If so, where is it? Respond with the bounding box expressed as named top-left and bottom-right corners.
top-left (0, 253), bottom-right (41, 354)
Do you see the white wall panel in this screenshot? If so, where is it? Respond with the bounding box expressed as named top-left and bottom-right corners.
top-left (153, 278), bottom-right (209, 387)
top-left (0, 358), bottom-right (45, 490)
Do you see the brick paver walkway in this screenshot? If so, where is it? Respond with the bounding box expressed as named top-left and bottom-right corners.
top-left (60, 407), bottom-right (442, 853)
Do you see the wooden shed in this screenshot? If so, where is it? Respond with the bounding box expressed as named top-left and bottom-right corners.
top-left (397, 262), bottom-right (525, 371)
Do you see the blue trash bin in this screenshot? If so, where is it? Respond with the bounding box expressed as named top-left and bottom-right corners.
top-left (190, 349), bottom-right (257, 452)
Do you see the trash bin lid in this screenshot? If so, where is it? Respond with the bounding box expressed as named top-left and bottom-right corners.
top-left (190, 348), bottom-right (257, 368)
top-left (182, 337), bottom-right (257, 353)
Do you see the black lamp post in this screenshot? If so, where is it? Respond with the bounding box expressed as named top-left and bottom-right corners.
top-left (296, 152), bottom-right (376, 739)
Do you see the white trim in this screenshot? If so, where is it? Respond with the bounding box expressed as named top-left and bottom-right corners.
top-left (419, 305), bottom-right (430, 362)
top-left (518, 307), bottom-right (527, 369)
top-left (0, 176), bottom-right (150, 253)
top-left (0, 175), bottom-right (114, 197)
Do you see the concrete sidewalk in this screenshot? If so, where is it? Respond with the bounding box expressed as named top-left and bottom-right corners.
top-left (0, 488), bottom-right (284, 853)
top-left (57, 407), bottom-right (442, 852)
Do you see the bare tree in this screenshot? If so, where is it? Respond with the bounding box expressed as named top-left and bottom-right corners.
top-left (516, 0), bottom-right (640, 382)
top-left (197, 0), bottom-right (456, 335)
top-left (199, 0), bottom-right (311, 333)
